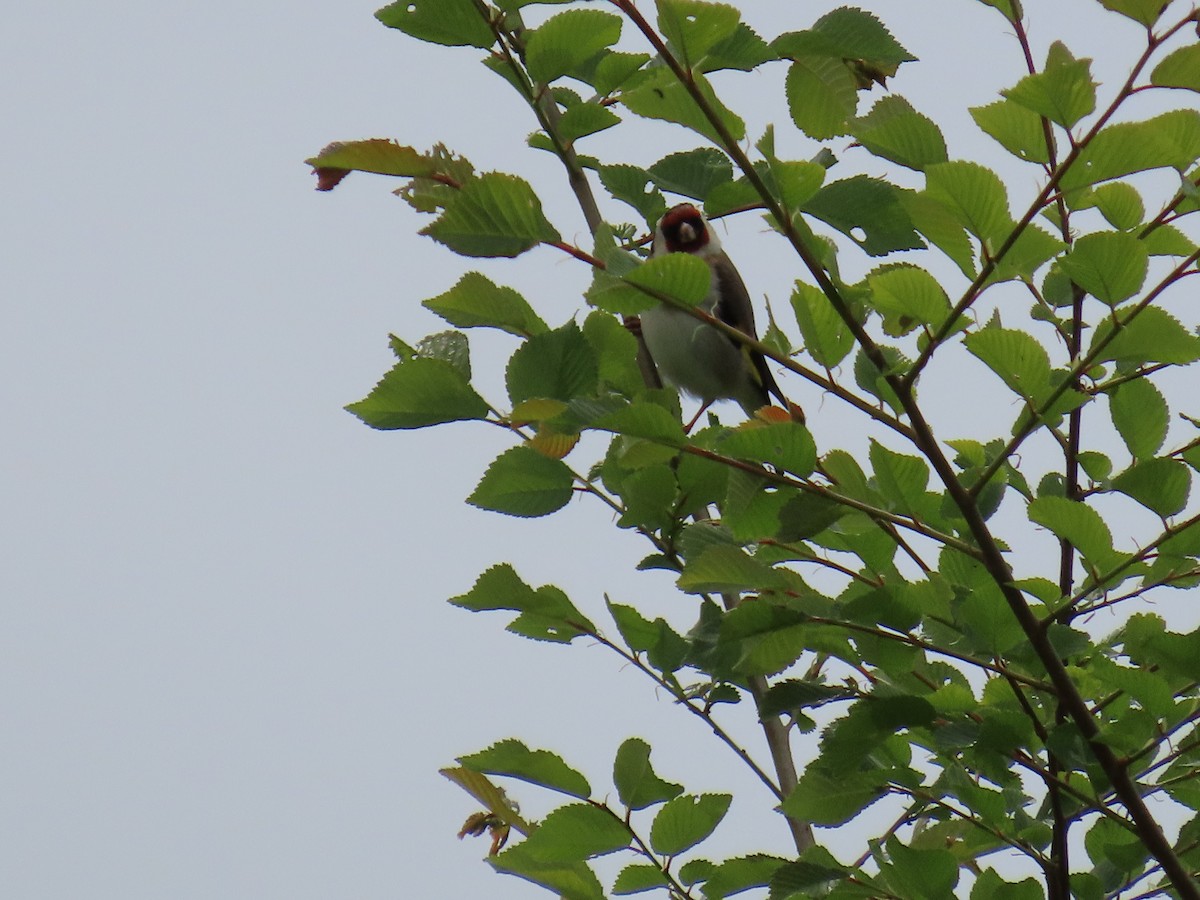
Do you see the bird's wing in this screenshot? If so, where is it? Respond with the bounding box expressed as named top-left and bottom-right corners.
top-left (711, 253), bottom-right (788, 408)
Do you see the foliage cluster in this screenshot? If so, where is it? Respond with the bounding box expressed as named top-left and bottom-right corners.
top-left (310, 1), bottom-right (1200, 897)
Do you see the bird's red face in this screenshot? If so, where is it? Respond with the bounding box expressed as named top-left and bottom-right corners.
top-left (659, 203), bottom-right (711, 254)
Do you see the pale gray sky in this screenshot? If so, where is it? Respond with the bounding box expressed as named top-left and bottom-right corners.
top-left (2, 2), bottom-right (1191, 897)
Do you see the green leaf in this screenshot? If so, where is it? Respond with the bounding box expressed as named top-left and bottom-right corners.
top-left (1082, 816), bottom-right (1150, 883)
top-left (375, 0), bottom-right (494, 48)
top-left (414, 331), bottom-right (471, 379)
top-left (964, 327), bottom-right (1052, 403)
top-left (347, 356), bottom-right (488, 429)
top-left (557, 102), bottom-right (621, 143)
top-left (702, 22), bottom-right (774, 73)
top-left (450, 563), bottom-right (595, 641)
top-left (656, 0), bottom-right (741, 68)
top-left (802, 176), bottom-right (924, 256)
top-left (757, 155), bottom-right (826, 211)
top-left (853, 346), bottom-right (908, 414)
top-left (992, 224), bottom-right (1066, 282)
top-left (850, 96), bottom-right (948, 171)
top-left (924, 161), bottom-right (1012, 245)
top-left (460, 739), bottom-right (592, 799)
top-left (678, 545), bottom-right (791, 594)
top-left (591, 401), bottom-right (687, 446)
top-left (1088, 182), bottom-right (1146, 230)
top-left (773, 8), bottom-right (916, 72)
top-left (305, 139), bottom-right (437, 178)
top-left (506, 321), bottom-right (599, 404)
top-left (719, 601), bottom-right (826, 676)
top-left (607, 599), bottom-right (686, 665)
top-left (768, 853), bottom-right (850, 897)
top-left (1058, 231), bottom-right (1148, 304)
top-left (624, 252), bottom-right (712, 307)
top-left (784, 56), bottom-right (858, 139)
top-left (468, 445), bottom-right (575, 518)
top-left (622, 67), bottom-right (745, 145)
top-left (488, 850), bottom-right (604, 900)
top-left (525, 10), bottom-right (622, 84)
top-left (776, 493), bottom-right (849, 543)
top-left (1060, 110), bottom-right (1200, 190)
top-left (586, 50), bottom-right (651, 95)
top-left (648, 148), bottom-right (733, 201)
top-left (510, 803), bottom-right (631, 862)
top-left (649, 793), bottom-right (732, 856)
top-left (1095, 0), bottom-right (1169, 26)
top-left (1109, 377), bottom-right (1168, 460)
top-left (970, 98), bottom-right (1052, 164)
top-left (1002, 41), bottom-right (1095, 129)
top-left (1090, 306), bottom-right (1200, 365)
top-left (1090, 654), bottom-right (1175, 719)
top-left (1142, 223), bottom-right (1193, 256)
top-left (1152, 44), bottom-right (1200, 92)
top-left (869, 440), bottom-right (930, 516)
top-left (791, 280), bottom-right (853, 367)
top-left (613, 738), bottom-right (684, 810)
top-left (971, 868), bottom-right (1047, 900)
top-left (700, 855), bottom-right (791, 897)
top-left (782, 768), bottom-right (887, 826)
top-left (583, 311), bottom-right (644, 396)
top-left (598, 164), bottom-right (666, 226)
top-left (423, 173), bottom-right (560, 257)
top-left (1111, 458), bottom-right (1191, 517)
top-left (867, 264), bottom-right (951, 333)
top-left (882, 836), bottom-right (958, 900)
top-left (976, 0), bottom-right (1016, 18)
top-left (612, 864), bottom-right (670, 895)
top-left (423, 272), bottom-right (549, 337)
top-left (948, 557), bottom-right (1026, 654)
top-left (718, 423), bottom-right (818, 478)
top-left (1077, 450), bottom-right (1113, 482)
top-left (1027, 495), bottom-right (1115, 565)
top-left (901, 190), bottom-right (977, 277)
top-left (704, 177), bottom-right (761, 218)
top-left (759, 679), bottom-right (855, 717)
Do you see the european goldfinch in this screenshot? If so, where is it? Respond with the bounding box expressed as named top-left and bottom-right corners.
top-left (639, 203), bottom-right (791, 428)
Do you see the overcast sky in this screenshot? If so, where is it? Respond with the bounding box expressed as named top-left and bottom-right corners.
top-left (3, 2), bottom-right (1193, 898)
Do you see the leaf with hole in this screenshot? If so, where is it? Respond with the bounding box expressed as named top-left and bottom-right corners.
top-left (375, 0), bottom-right (494, 48)
top-left (656, 0), bottom-right (741, 69)
top-left (970, 98), bottom-right (1051, 164)
top-left (803, 176), bottom-right (924, 256)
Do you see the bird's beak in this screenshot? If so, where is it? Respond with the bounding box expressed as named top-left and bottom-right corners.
top-left (678, 221), bottom-right (697, 244)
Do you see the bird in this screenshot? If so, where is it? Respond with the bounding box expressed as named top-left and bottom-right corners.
top-left (636, 203), bottom-right (794, 430)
